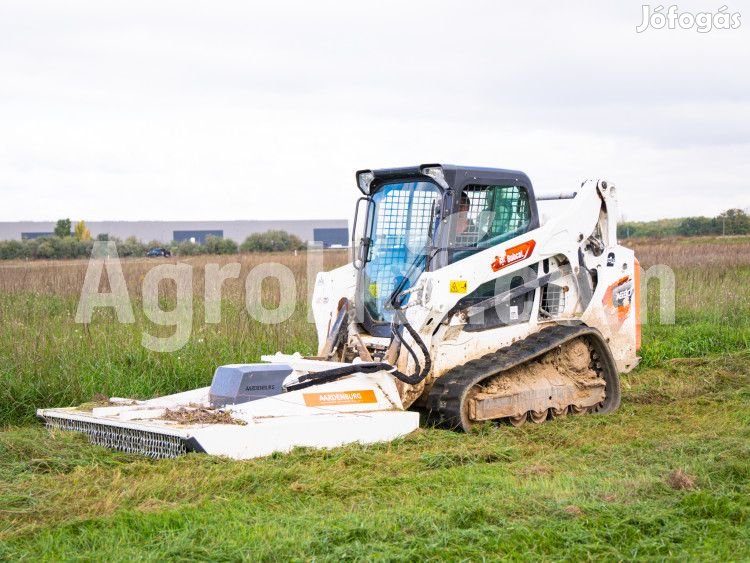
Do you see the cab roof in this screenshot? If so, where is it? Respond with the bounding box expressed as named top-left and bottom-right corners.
top-left (367, 164), bottom-right (533, 191)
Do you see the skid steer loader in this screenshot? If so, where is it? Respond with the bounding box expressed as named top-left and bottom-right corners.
top-left (38, 164), bottom-right (640, 459)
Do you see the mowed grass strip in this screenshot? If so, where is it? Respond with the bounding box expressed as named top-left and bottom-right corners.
top-left (1, 353), bottom-right (749, 560)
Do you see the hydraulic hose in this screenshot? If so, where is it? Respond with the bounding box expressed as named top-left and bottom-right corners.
top-left (285, 309), bottom-right (432, 392)
top-left (389, 308), bottom-right (432, 384)
top-left (286, 252), bottom-right (434, 392)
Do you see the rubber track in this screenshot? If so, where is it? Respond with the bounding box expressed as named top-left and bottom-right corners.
top-left (425, 323), bottom-right (621, 431)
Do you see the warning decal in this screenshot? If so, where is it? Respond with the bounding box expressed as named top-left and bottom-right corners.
top-left (449, 280), bottom-right (468, 293)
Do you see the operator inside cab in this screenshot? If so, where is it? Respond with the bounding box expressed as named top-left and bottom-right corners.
top-left (453, 192), bottom-right (483, 248)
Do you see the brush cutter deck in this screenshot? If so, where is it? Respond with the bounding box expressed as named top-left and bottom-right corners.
top-left (37, 368), bottom-right (420, 460)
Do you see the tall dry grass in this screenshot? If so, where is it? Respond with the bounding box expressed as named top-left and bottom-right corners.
top-left (624, 238), bottom-right (750, 365)
top-left (0, 251), bottom-right (349, 301)
top-left (628, 237), bottom-right (750, 269)
top-left (628, 238), bottom-right (750, 318)
top-left (0, 251), bottom-right (347, 425)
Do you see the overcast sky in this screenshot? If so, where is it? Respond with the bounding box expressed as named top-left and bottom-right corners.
top-left (1, 0), bottom-right (748, 222)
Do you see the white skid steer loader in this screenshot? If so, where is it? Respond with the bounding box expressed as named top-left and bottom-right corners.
top-left (38, 164), bottom-right (640, 459)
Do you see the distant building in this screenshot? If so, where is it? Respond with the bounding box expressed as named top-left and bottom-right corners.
top-left (21, 232), bottom-right (55, 240)
top-left (0, 220), bottom-right (349, 248)
top-left (173, 230), bottom-right (225, 245)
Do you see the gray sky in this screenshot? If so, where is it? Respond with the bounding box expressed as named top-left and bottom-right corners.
top-left (1, 0), bottom-right (748, 222)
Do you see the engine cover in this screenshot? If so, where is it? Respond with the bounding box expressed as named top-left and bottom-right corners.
top-left (209, 364), bottom-right (292, 407)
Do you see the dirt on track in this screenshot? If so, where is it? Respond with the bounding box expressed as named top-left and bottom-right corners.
top-left (479, 337), bottom-right (601, 396)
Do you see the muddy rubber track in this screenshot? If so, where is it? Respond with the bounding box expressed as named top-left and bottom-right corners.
top-left (425, 323), bottom-right (621, 431)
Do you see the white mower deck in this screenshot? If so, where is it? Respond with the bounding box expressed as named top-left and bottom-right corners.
top-left (37, 371), bottom-right (419, 460)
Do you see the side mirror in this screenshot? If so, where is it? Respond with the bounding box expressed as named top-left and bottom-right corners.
top-left (351, 196), bottom-right (373, 268)
top-left (354, 237), bottom-right (371, 270)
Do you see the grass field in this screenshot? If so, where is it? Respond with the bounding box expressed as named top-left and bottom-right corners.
top-left (1, 240), bottom-right (749, 560)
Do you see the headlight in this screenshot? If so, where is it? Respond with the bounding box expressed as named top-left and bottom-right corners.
top-left (420, 164), bottom-right (448, 189)
top-left (356, 170), bottom-right (375, 195)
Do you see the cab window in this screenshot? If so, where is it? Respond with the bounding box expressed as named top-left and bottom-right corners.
top-left (449, 184), bottom-right (531, 261)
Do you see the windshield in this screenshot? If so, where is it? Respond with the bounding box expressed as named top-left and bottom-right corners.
top-left (362, 181), bottom-right (440, 324)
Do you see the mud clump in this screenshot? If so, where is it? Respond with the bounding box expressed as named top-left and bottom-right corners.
top-left (518, 464), bottom-right (553, 477)
top-left (564, 505), bottom-right (584, 517)
top-left (163, 408), bottom-right (247, 426)
top-left (559, 338), bottom-right (593, 373)
top-left (666, 468), bottom-right (696, 490)
top-left (289, 481), bottom-right (310, 493)
top-left (396, 378), bottom-right (426, 410)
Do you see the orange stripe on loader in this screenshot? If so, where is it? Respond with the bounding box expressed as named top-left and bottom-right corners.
top-left (634, 257), bottom-right (642, 351)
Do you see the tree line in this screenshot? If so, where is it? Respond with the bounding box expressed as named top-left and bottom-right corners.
top-left (618, 208), bottom-right (750, 239)
top-left (0, 219), bottom-right (307, 260)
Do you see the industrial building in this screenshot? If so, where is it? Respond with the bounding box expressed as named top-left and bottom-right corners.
top-left (0, 220), bottom-right (349, 248)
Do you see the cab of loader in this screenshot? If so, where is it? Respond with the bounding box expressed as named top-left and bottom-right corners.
top-left (352, 164), bottom-right (541, 337)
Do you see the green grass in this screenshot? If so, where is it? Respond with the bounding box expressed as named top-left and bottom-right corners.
top-left (640, 318), bottom-right (750, 367)
top-left (1, 353), bottom-right (749, 560)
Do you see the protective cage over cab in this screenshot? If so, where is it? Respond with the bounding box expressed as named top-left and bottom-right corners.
top-left (352, 164), bottom-right (541, 336)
